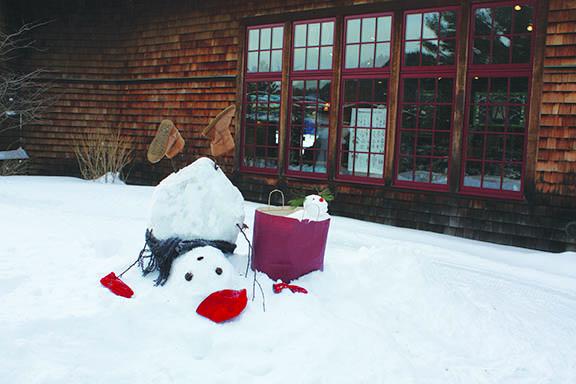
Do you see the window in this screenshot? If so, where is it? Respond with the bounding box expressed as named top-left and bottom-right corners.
top-left (338, 14), bottom-right (392, 181)
top-left (462, 1), bottom-right (534, 196)
top-left (241, 25), bottom-right (283, 171)
top-left (396, 76), bottom-right (454, 187)
top-left (287, 19), bottom-right (335, 177)
top-left (241, 2), bottom-right (536, 199)
top-left (394, 7), bottom-right (458, 189)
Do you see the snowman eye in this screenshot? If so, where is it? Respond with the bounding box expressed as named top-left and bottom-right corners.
top-left (215, 267), bottom-right (223, 275)
top-left (185, 272), bottom-right (193, 281)
top-left (197, 256), bottom-right (204, 261)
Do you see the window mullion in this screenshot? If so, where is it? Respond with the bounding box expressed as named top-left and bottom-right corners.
top-left (278, 21), bottom-right (292, 179)
top-left (327, 15), bottom-right (343, 182)
top-left (385, 9), bottom-right (404, 184)
top-left (449, 0), bottom-right (471, 193)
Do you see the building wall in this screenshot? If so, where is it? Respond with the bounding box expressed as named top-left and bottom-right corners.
top-left (10, 0), bottom-right (576, 251)
top-left (538, 0), bottom-right (576, 196)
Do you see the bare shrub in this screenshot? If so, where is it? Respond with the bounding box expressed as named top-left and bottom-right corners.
top-left (0, 158), bottom-right (28, 176)
top-left (74, 128), bottom-right (133, 183)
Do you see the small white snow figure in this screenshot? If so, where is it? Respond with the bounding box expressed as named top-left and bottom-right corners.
top-left (302, 194), bottom-right (329, 221)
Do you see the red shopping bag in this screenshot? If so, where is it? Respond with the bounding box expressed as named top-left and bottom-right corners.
top-left (252, 190), bottom-right (330, 282)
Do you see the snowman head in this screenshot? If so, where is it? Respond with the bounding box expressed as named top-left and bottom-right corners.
top-left (164, 246), bottom-right (238, 297)
top-left (303, 194), bottom-right (328, 219)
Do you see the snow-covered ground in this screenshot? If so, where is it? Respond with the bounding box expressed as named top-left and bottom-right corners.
top-left (1, 176), bottom-right (575, 384)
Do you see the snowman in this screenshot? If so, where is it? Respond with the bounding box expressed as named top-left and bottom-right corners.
top-left (139, 157), bottom-right (248, 322)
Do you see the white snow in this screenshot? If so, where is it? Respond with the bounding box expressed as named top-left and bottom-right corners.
top-left (0, 147), bottom-right (29, 160)
top-left (1, 175), bottom-right (576, 384)
top-left (148, 157), bottom-right (245, 243)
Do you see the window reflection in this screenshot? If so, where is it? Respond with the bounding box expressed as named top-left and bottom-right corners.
top-left (288, 80), bottom-right (331, 174)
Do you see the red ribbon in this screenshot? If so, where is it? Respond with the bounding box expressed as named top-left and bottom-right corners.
top-left (273, 282), bottom-right (308, 294)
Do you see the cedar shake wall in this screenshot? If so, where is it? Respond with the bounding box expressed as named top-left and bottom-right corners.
top-left (9, 0), bottom-right (576, 251)
top-left (538, 0), bottom-right (576, 196)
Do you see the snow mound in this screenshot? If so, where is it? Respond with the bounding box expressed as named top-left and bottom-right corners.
top-left (148, 157), bottom-right (245, 243)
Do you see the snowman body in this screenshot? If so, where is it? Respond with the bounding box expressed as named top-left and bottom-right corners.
top-left (148, 157), bottom-right (245, 243)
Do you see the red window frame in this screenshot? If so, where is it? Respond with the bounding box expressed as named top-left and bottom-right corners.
top-left (393, 6), bottom-right (459, 191)
top-left (241, 24), bottom-right (284, 174)
top-left (336, 12), bottom-right (393, 184)
top-left (286, 18), bottom-right (335, 179)
top-left (460, 0), bottom-right (535, 199)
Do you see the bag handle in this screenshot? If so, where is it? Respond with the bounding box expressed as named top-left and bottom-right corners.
top-left (267, 189), bottom-right (285, 208)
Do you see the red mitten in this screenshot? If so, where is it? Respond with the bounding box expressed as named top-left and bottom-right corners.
top-left (100, 272), bottom-right (134, 298)
top-left (196, 289), bottom-right (248, 323)
top-left (273, 282), bottom-right (308, 294)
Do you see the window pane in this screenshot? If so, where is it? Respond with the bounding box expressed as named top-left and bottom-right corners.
top-left (362, 17), bottom-right (376, 42)
top-left (513, 6), bottom-right (533, 33)
top-left (438, 78), bottom-right (453, 102)
top-left (493, 35), bottom-right (510, 64)
top-left (406, 14), bottom-right (422, 40)
top-left (439, 39), bottom-right (455, 65)
top-left (377, 16), bottom-right (391, 41)
top-left (503, 164), bottom-right (521, 191)
top-left (434, 132), bottom-right (450, 157)
top-left (398, 157), bottom-right (414, 181)
top-left (475, 8), bottom-right (492, 36)
top-left (360, 44), bottom-right (375, 68)
top-left (293, 48), bottom-right (305, 70)
top-left (272, 27), bottom-right (283, 49)
top-left (270, 50), bottom-right (282, 72)
top-left (512, 35), bottom-right (530, 64)
top-left (247, 51), bottom-right (258, 72)
top-left (473, 38), bottom-right (490, 64)
top-left (440, 11), bottom-right (457, 37)
top-left (346, 44), bottom-right (360, 69)
top-left (403, 78), bottom-right (418, 102)
top-left (260, 28), bottom-right (271, 50)
top-left (306, 47), bottom-right (319, 70)
top-left (320, 47), bottom-right (333, 69)
top-left (505, 135), bottom-right (524, 162)
top-left (321, 22), bottom-right (334, 45)
top-left (483, 162), bottom-right (502, 189)
top-left (248, 29), bottom-right (259, 50)
top-left (421, 39), bottom-right (438, 65)
top-left (431, 159), bottom-right (448, 184)
top-left (400, 132), bottom-right (415, 155)
top-left (423, 12), bottom-right (439, 39)
top-left (259, 51), bottom-right (270, 72)
top-left (294, 24), bottom-right (307, 47)
top-left (405, 41), bottom-right (420, 66)
top-left (415, 157), bottom-right (431, 182)
top-left (375, 43), bottom-right (390, 67)
top-left (494, 6), bottom-right (512, 35)
top-left (347, 19), bottom-right (361, 43)
top-left (308, 23), bottom-right (320, 46)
